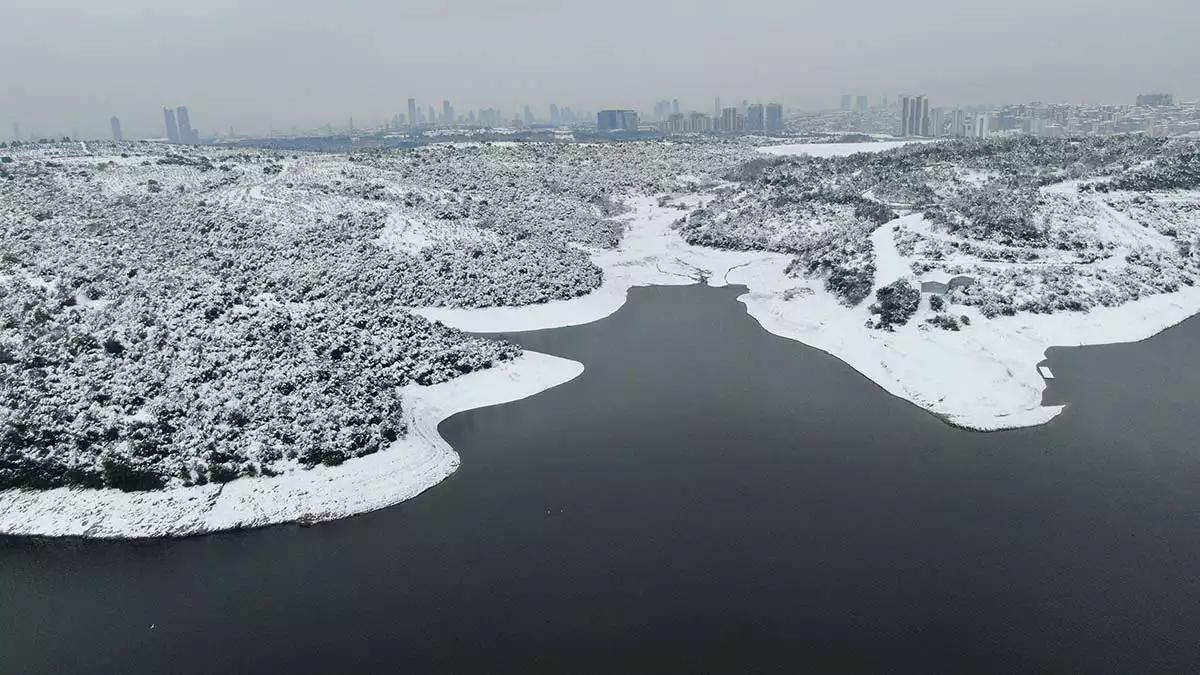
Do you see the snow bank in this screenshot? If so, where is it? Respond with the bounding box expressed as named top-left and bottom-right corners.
top-left (416, 198), bottom-right (1200, 432)
top-left (0, 352), bottom-right (583, 539)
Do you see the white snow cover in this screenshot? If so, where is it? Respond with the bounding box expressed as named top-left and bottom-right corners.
top-left (758, 140), bottom-right (921, 158)
top-left (417, 197), bottom-right (1200, 431)
top-left (0, 352), bottom-right (582, 539)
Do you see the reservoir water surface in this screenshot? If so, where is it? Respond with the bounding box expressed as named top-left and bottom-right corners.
top-left (3, 285), bottom-right (1200, 673)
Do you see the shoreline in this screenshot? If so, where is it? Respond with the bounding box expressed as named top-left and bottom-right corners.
top-left (417, 194), bottom-right (1200, 432)
top-left (0, 351), bottom-right (583, 539)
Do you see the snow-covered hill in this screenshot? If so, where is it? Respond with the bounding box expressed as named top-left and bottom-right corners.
top-left (4, 135), bottom-right (1200, 537)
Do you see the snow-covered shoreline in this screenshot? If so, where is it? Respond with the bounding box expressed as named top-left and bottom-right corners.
top-left (0, 351), bottom-right (583, 539)
top-left (418, 194), bottom-right (1200, 432)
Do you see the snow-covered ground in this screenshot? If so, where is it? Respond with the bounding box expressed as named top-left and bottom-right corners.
top-left (0, 351), bottom-right (582, 538)
top-left (418, 197), bottom-right (1200, 431)
top-left (758, 140), bottom-right (921, 158)
top-left (6, 136), bottom-right (1200, 538)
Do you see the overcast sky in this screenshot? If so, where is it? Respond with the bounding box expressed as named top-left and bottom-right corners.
top-left (2, 0), bottom-right (1197, 139)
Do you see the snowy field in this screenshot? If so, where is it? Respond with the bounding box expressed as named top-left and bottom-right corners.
top-left (758, 140), bottom-right (921, 158)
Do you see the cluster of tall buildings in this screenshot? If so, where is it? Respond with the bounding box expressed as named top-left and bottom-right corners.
top-left (899, 95), bottom-right (932, 137)
top-left (163, 106), bottom-right (198, 143)
top-left (1136, 93), bottom-right (1174, 108)
top-left (648, 99), bottom-right (784, 135)
top-left (597, 110), bottom-right (640, 132)
top-left (394, 98), bottom-right (583, 130)
top-left (840, 95), bottom-right (871, 113)
top-left (651, 99), bottom-right (682, 121)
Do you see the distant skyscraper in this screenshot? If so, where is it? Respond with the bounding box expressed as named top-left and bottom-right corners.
top-left (443, 100), bottom-right (454, 125)
top-left (840, 95), bottom-right (852, 111)
top-left (428, 106), bottom-right (437, 125)
top-left (721, 108), bottom-right (739, 133)
top-left (524, 105), bottom-right (534, 126)
top-left (163, 107), bottom-right (180, 143)
top-left (550, 104), bottom-right (560, 125)
top-left (973, 114), bottom-right (991, 139)
top-left (671, 99), bottom-right (680, 115)
top-left (765, 103), bottom-right (783, 132)
top-left (110, 116), bottom-right (123, 142)
top-left (597, 110), bottom-right (638, 132)
top-left (714, 97), bottom-right (721, 119)
top-left (856, 95), bottom-right (869, 113)
top-left (900, 95), bottom-right (930, 136)
top-left (929, 107), bottom-right (946, 137)
top-left (175, 106), bottom-right (194, 143)
top-left (747, 104), bottom-right (765, 132)
top-left (951, 109), bottom-right (967, 137)
top-left (408, 98), bottom-right (418, 128)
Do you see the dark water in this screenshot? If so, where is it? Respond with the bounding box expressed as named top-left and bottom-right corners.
top-left (4, 285), bottom-right (1200, 674)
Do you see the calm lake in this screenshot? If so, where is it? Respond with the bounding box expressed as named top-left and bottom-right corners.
top-left (3, 284), bottom-right (1200, 673)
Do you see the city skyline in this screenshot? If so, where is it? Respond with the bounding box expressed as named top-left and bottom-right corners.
top-left (4, 90), bottom-right (1198, 143)
top-left (3, 0), bottom-right (1198, 139)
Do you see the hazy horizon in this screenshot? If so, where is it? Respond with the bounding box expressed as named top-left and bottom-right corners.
top-left (3, 0), bottom-right (1198, 139)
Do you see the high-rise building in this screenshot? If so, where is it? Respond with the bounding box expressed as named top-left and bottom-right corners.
top-left (524, 106), bottom-right (534, 127)
top-left (671, 99), bottom-right (680, 115)
top-left (747, 104), bottom-right (765, 132)
top-left (550, 104), bottom-right (560, 125)
top-left (856, 95), bottom-right (869, 113)
top-left (765, 103), bottom-right (784, 132)
top-left (688, 112), bottom-right (712, 133)
top-left (110, 116), bottom-right (123, 142)
top-left (973, 114), bottom-right (991, 139)
top-left (840, 95), bottom-right (852, 111)
top-left (443, 100), bottom-right (454, 125)
top-left (597, 110), bottom-right (638, 132)
top-left (163, 107), bottom-right (180, 143)
top-left (950, 109), bottom-right (967, 137)
top-left (428, 106), bottom-right (437, 125)
top-left (175, 106), bottom-right (194, 143)
top-left (900, 95), bottom-right (930, 136)
top-left (714, 97), bottom-right (721, 119)
top-left (929, 108), bottom-right (945, 137)
top-left (408, 99), bottom-right (418, 128)
top-left (720, 108), bottom-right (740, 133)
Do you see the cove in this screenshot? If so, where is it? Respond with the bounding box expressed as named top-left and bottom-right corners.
top-left (3, 284), bottom-right (1200, 673)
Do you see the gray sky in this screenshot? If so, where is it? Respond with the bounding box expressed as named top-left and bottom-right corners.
top-left (2, 0), bottom-right (1197, 139)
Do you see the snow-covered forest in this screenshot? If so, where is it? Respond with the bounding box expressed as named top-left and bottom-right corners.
top-left (680, 136), bottom-right (1200, 321)
top-left (3, 135), bottom-right (1199, 494)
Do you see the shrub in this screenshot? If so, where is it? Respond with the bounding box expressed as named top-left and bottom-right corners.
top-left (928, 314), bottom-right (960, 331)
top-left (869, 279), bottom-right (920, 330)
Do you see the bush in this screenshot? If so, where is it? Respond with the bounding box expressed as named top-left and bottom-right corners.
top-left (869, 279), bottom-right (920, 330)
top-left (928, 314), bottom-right (960, 331)
top-left (929, 294), bottom-right (945, 312)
